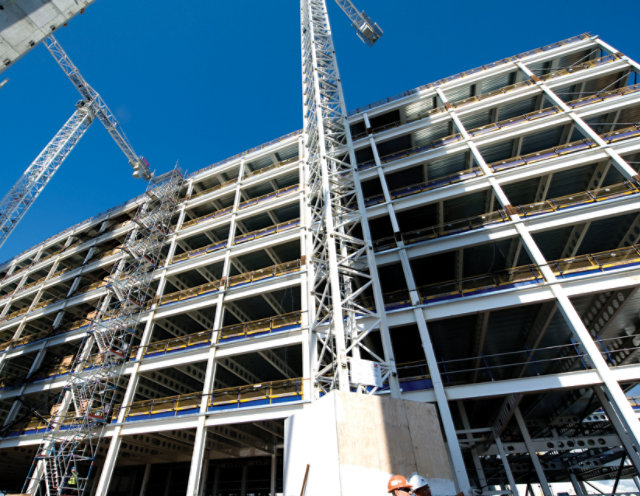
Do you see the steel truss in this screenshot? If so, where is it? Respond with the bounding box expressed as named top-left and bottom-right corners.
top-left (44, 36), bottom-right (151, 180)
top-left (23, 169), bottom-right (183, 496)
top-left (0, 36), bottom-right (149, 251)
top-left (301, 0), bottom-right (393, 395)
top-left (0, 102), bottom-right (94, 250)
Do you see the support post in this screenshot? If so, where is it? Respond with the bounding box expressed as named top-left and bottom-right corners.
top-left (139, 464), bottom-right (152, 496)
top-left (514, 408), bottom-right (551, 496)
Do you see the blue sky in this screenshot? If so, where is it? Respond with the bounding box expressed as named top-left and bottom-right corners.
top-left (0, 0), bottom-right (638, 261)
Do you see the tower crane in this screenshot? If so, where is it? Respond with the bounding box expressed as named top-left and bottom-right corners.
top-left (0, 35), bottom-right (150, 250)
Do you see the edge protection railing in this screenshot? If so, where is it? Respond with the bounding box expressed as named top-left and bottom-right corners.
top-left (111, 378), bottom-right (304, 421)
top-left (349, 34), bottom-right (592, 115)
top-left (381, 245), bottom-right (640, 309)
top-left (373, 181), bottom-right (640, 250)
top-left (353, 55), bottom-right (634, 141)
top-left (182, 184), bottom-right (299, 230)
top-left (172, 218), bottom-right (300, 265)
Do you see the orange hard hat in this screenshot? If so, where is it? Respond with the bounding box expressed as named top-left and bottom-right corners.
top-left (388, 475), bottom-right (411, 493)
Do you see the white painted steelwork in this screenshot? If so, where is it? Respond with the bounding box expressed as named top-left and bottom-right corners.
top-left (0, 103), bottom-right (94, 250)
top-left (300, 0), bottom-right (398, 396)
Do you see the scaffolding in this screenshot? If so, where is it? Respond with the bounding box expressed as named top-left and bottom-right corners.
top-left (22, 169), bottom-right (182, 496)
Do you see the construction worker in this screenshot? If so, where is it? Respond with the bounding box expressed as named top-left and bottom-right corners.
top-left (408, 473), bottom-right (431, 496)
top-left (388, 474), bottom-right (413, 496)
top-left (408, 473), bottom-right (466, 496)
top-left (68, 467), bottom-right (78, 486)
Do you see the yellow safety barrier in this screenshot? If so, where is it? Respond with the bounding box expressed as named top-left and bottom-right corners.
top-left (115, 378), bottom-right (304, 420)
top-left (355, 57), bottom-right (634, 142)
top-left (374, 181), bottom-right (640, 251)
top-left (131, 329), bottom-right (212, 359)
top-left (352, 34), bottom-right (593, 115)
top-left (243, 157), bottom-right (298, 179)
top-left (156, 260), bottom-right (301, 310)
top-left (217, 310), bottom-right (302, 342)
top-left (226, 259), bottom-right (301, 288)
top-left (382, 245), bottom-right (640, 309)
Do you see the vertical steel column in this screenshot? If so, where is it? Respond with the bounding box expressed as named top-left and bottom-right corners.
top-left (187, 162), bottom-right (245, 496)
top-left (514, 408), bottom-right (551, 496)
top-left (493, 433), bottom-right (519, 496)
top-left (360, 113), bottom-right (468, 488)
top-left (569, 473), bottom-right (584, 496)
top-left (458, 402), bottom-right (488, 490)
top-left (138, 464), bottom-right (152, 496)
top-left (270, 448), bottom-right (278, 496)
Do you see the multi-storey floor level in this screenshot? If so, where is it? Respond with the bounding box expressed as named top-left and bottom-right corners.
top-left (2, 33), bottom-right (640, 494)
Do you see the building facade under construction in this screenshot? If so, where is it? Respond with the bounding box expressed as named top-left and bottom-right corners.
top-left (2, 33), bottom-right (640, 495)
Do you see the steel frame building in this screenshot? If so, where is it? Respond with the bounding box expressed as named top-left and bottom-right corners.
top-left (2, 33), bottom-right (640, 495)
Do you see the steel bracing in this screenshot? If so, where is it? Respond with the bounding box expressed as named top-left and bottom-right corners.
top-left (0, 103), bottom-right (94, 250)
top-left (22, 169), bottom-right (182, 496)
top-left (300, 0), bottom-right (396, 395)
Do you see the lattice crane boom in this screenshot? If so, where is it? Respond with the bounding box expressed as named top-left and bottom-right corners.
top-left (332, 0), bottom-right (382, 46)
top-left (44, 35), bottom-right (151, 180)
top-left (0, 102), bottom-right (94, 249)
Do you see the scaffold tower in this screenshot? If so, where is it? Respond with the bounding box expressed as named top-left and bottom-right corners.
top-left (22, 169), bottom-right (183, 496)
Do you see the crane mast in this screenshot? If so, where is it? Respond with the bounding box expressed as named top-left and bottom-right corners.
top-left (301, 0), bottom-right (398, 395)
top-left (0, 102), bottom-right (94, 249)
top-left (43, 36), bottom-right (151, 180)
top-left (0, 35), bottom-right (150, 251)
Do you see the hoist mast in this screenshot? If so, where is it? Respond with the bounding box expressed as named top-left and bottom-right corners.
top-left (0, 35), bottom-right (149, 250)
top-left (301, 0), bottom-right (399, 395)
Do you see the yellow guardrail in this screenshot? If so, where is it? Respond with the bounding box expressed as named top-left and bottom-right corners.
top-left (182, 184), bottom-right (299, 231)
top-left (356, 59), bottom-right (632, 146)
top-left (217, 311), bottom-right (302, 342)
top-left (351, 34), bottom-right (593, 115)
top-left (155, 260), bottom-right (301, 310)
top-left (382, 245), bottom-right (640, 309)
top-left (172, 218), bottom-right (300, 264)
top-left (113, 378), bottom-right (304, 421)
top-left (374, 181), bottom-right (640, 251)
top-left (129, 311), bottom-right (302, 359)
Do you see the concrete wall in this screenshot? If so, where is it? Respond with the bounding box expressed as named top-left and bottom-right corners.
top-left (284, 391), bottom-right (456, 496)
top-left (0, 0), bottom-right (96, 71)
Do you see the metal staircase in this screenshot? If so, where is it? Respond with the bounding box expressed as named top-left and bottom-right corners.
top-left (23, 168), bottom-right (183, 496)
